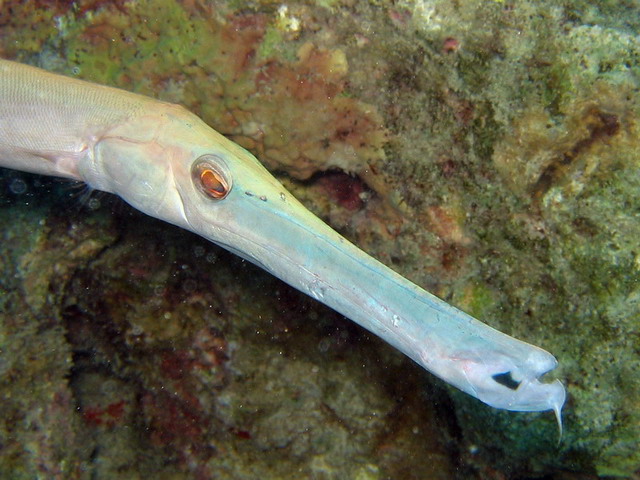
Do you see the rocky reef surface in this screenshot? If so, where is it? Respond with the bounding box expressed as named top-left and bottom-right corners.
top-left (1, 1), bottom-right (639, 478)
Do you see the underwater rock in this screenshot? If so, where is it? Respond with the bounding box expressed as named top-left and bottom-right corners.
top-left (1, 0), bottom-right (639, 477)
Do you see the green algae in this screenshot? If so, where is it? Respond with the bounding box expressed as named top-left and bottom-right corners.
top-left (0, 203), bottom-right (95, 479)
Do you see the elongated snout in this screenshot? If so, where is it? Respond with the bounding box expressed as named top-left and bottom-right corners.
top-left (0, 57), bottom-right (564, 431)
top-left (164, 135), bottom-right (565, 425)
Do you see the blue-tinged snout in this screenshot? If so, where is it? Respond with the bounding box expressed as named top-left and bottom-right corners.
top-left (163, 122), bottom-right (566, 434)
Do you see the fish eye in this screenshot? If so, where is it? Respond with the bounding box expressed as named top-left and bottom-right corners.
top-left (191, 155), bottom-right (232, 200)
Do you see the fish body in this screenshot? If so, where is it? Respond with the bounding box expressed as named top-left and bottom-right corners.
top-left (0, 59), bottom-right (565, 431)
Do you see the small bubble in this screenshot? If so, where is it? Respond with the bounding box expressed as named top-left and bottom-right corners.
top-left (206, 252), bottom-right (218, 263)
top-left (9, 178), bottom-right (27, 195)
top-left (183, 279), bottom-right (197, 293)
top-left (130, 324), bottom-right (144, 335)
top-left (318, 338), bottom-right (331, 353)
top-left (101, 379), bottom-right (121, 396)
top-left (193, 245), bottom-right (205, 257)
top-left (87, 197), bottom-right (101, 210)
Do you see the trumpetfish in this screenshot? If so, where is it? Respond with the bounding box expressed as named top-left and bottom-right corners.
top-left (0, 58), bottom-right (566, 433)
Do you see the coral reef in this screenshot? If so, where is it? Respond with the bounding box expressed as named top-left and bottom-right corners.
top-left (1, 0), bottom-right (640, 478)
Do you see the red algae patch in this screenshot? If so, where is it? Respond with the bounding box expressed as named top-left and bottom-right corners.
top-left (13, 0), bottom-right (389, 183)
top-left (232, 42), bottom-right (388, 179)
top-left (316, 171), bottom-right (367, 211)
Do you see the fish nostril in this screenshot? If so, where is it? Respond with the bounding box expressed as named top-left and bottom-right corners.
top-left (492, 371), bottom-right (522, 390)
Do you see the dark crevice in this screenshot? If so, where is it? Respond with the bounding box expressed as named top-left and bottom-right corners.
top-left (532, 108), bottom-right (621, 201)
